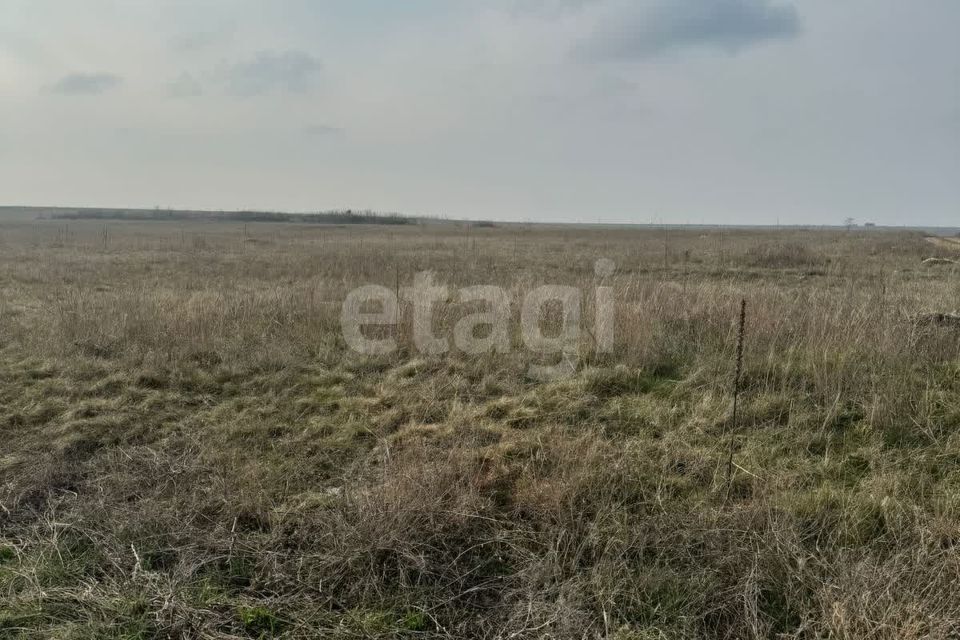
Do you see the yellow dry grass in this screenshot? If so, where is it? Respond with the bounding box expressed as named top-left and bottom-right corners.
top-left (1, 214), bottom-right (959, 638)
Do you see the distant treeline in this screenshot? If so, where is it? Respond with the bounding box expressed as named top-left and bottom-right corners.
top-left (50, 208), bottom-right (413, 225)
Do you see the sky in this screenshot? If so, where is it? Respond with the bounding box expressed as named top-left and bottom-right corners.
top-left (0, 0), bottom-right (957, 225)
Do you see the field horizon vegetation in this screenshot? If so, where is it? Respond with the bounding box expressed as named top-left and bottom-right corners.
top-left (5, 206), bottom-right (960, 234)
top-left (3, 208), bottom-right (960, 638)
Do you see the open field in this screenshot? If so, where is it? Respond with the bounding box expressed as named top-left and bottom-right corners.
top-left (3, 216), bottom-right (960, 638)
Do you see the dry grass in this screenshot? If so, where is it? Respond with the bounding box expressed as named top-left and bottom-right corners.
top-left (2, 216), bottom-right (960, 638)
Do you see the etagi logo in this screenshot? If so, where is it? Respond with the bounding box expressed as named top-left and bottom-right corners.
top-left (341, 259), bottom-right (616, 380)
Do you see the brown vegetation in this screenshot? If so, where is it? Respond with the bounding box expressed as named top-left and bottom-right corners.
top-left (1, 216), bottom-right (959, 638)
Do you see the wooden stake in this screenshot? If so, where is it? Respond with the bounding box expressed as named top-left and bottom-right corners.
top-left (726, 299), bottom-right (747, 497)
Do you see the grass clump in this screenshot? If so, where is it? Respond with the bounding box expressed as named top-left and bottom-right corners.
top-left (237, 605), bottom-right (286, 637)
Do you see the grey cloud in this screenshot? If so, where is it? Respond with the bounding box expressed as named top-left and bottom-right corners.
top-left (577, 0), bottom-right (800, 61)
top-left (220, 50), bottom-right (323, 97)
top-left (49, 72), bottom-right (123, 95)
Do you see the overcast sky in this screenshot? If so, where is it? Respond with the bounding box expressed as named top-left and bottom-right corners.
top-left (1, 0), bottom-right (957, 225)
